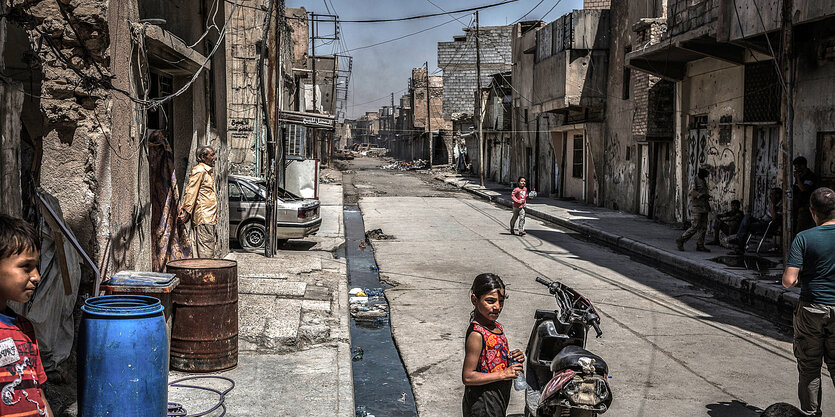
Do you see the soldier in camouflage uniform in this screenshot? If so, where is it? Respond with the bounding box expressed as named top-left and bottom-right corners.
top-left (676, 167), bottom-right (712, 252)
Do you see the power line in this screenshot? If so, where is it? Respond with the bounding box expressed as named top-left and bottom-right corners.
top-left (338, 0), bottom-right (519, 23)
top-left (344, 15), bottom-right (463, 53)
top-left (512, 0), bottom-right (545, 24)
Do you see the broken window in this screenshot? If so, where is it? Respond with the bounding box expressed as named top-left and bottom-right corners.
top-left (572, 134), bottom-right (584, 178)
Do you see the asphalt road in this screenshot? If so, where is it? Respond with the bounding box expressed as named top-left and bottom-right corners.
top-left (344, 157), bottom-right (834, 417)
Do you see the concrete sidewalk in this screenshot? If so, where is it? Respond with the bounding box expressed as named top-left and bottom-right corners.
top-left (167, 170), bottom-right (353, 417)
top-left (437, 173), bottom-right (799, 318)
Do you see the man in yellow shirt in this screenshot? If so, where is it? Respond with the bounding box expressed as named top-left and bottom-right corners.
top-left (179, 146), bottom-right (218, 258)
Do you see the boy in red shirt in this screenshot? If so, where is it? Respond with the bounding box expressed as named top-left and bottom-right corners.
top-left (0, 215), bottom-right (53, 416)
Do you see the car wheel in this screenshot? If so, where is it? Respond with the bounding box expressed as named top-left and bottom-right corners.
top-left (238, 222), bottom-right (266, 251)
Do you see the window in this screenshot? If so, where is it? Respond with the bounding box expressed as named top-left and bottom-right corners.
top-left (572, 135), bottom-right (584, 178)
top-left (623, 46), bottom-right (632, 100)
top-left (285, 124), bottom-right (306, 158)
top-left (240, 183), bottom-right (261, 201)
top-left (228, 182), bottom-right (242, 201)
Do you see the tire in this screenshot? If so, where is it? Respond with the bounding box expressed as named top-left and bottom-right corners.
top-left (238, 222), bottom-right (266, 251)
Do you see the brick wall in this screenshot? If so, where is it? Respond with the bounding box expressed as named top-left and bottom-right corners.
top-left (631, 19), bottom-right (674, 140)
top-left (668, 0), bottom-right (719, 36)
top-left (438, 25), bottom-right (513, 117)
top-left (584, 0), bottom-right (611, 10)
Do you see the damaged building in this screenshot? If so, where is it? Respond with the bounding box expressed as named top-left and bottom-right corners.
top-left (439, 24), bottom-right (512, 173)
top-left (511, 3), bottom-right (610, 201)
top-left (626, 0), bottom-right (835, 240)
top-left (0, 0), bottom-right (237, 411)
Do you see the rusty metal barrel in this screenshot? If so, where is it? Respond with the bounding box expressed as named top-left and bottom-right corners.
top-left (166, 258), bottom-right (238, 372)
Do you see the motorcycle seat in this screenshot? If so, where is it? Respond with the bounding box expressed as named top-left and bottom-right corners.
top-left (550, 345), bottom-right (608, 375)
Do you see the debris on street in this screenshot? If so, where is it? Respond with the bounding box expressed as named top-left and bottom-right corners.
top-left (381, 159), bottom-right (427, 171)
top-left (365, 228), bottom-right (395, 240)
top-left (352, 347), bottom-right (364, 362)
top-left (320, 172), bottom-right (339, 184)
top-left (349, 287), bottom-right (389, 324)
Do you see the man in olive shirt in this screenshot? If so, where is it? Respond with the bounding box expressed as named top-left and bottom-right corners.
top-left (179, 146), bottom-right (219, 258)
top-left (783, 187), bottom-right (835, 416)
top-left (676, 166), bottom-right (711, 252)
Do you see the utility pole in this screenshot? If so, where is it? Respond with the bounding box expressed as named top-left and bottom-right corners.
top-left (426, 61), bottom-right (432, 167)
top-left (311, 12), bottom-right (317, 115)
top-left (475, 11), bottom-right (484, 186)
top-left (780, 0), bottom-right (794, 258)
top-left (391, 92), bottom-right (395, 152)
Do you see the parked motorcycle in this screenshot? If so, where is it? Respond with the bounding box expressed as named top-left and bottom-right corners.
top-left (524, 277), bottom-right (612, 417)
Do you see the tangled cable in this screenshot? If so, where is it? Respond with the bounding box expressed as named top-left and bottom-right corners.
top-left (167, 375), bottom-right (235, 417)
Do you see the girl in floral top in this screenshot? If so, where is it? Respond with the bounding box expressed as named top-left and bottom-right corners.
top-left (462, 273), bottom-right (525, 417)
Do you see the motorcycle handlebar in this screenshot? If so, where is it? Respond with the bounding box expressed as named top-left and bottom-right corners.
top-left (591, 321), bottom-right (603, 338)
top-left (535, 277), bottom-right (551, 286)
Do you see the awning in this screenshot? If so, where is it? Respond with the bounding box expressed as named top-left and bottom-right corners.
top-left (626, 25), bottom-right (747, 81)
top-left (279, 110), bottom-right (336, 130)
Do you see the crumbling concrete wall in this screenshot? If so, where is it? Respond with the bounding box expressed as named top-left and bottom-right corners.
top-left (602, 1), bottom-right (669, 216)
top-left (6, 0), bottom-right (230, 276)
top-left (682, 59), bottom-right (745, 216)
top-left (510, 22), bottom-right (541, 193)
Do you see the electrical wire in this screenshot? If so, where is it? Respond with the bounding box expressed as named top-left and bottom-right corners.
top-left (512, 0), bottom-right (545, 24)
top-left (343, 15), bottom-right (464, 53)
top-left (338, 0), bottom-right (519, 23)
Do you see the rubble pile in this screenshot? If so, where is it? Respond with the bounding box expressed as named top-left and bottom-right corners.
top-left (381, 159), bottom-right (428, 171)
top-left (320, 172), bottom-right (339, 184)
top-left (365, 228), bottom-right (395, 240)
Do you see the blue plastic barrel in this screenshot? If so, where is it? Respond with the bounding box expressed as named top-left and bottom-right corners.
top-left (78, 295), bottom-right (168, 416)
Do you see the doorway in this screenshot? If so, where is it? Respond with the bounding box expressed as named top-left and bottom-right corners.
top-left (639, 143), bottom-right (651, 216)
top-left (751, 126), bottom-right (779, 217)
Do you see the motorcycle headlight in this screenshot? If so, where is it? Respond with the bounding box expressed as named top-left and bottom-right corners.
top-left (563, 377), bottom-right (606, 407)
top-left (563, 380), bottom-right (580, 396)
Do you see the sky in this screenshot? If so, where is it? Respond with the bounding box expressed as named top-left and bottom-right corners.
top-left (284, 0), bottom-right (584, 119)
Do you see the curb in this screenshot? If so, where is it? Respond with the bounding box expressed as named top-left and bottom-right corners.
top-left (439, 175), bottom-right (799, 317)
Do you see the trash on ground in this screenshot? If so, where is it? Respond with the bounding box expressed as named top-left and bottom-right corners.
top-left (352, 347), bottom-right (364, 362)
top-left (349, 296), bottom-right (369, 304)
top-left (349, 286), bottom-right (389, 322)
top-left (365, 229), bottom-right (395, 240)
top-left (381, 159), bottom-right (427, 171)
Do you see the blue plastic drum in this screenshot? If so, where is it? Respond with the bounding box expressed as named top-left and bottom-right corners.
top-left (79, 295), bottom-right (168, 416)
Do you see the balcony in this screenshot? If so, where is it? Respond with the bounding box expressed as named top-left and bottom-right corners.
top-left (531, 9), bottom-right (609, 114)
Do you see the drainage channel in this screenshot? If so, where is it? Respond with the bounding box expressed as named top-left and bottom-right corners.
top-left (343, 205), bottom-right (418, 417)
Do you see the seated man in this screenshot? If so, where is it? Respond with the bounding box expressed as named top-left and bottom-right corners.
top-left (709, 199), bottom-right (744, 245)
top-left (731, 187), bottom-right (783, 254)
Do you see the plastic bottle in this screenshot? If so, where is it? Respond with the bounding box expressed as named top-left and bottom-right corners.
top-left (510, 360), bottom-right (527, 391)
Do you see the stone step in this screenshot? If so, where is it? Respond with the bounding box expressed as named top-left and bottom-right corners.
top-left (239, 296), bottom-right (302, 352)
top-left (239, 277), bottom-right (307, 298)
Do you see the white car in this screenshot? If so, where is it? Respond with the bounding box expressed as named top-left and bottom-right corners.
top-left (228, 175), bottom-right (321, 251)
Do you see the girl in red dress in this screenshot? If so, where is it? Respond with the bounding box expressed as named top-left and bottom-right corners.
top-left (462, 273), bottom-right (525, 417)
